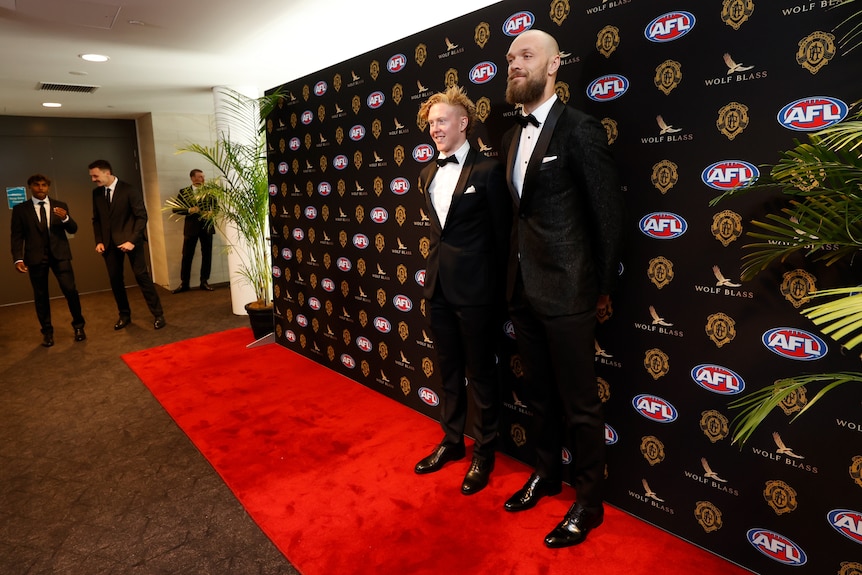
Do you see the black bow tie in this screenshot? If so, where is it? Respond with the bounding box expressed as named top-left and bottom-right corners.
top-left (516, 113), bottom-right (540, 128)
top-left (436, 155), bottom-right (459, 168)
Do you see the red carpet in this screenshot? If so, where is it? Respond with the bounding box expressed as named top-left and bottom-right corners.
top-left (122, 328), bottom-right (752, 575)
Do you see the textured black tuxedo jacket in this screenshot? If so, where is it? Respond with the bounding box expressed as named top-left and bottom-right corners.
top-left (502, 98), bottom-right (624, 316)
top-left (92, 179), bottom-right (148, 248)
top-left (418, 146), bottom-right (510, 307)
top-left (10, 198), bottom-right (78, 266)
top-left (173, 186), bottom-right (215, 238)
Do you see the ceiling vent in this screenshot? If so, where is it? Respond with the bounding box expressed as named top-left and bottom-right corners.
top-left (37, 82), bottom-right (100, 94)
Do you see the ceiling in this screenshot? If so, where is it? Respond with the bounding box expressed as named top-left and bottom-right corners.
top-left (0, 0), bottom-right (499, 119)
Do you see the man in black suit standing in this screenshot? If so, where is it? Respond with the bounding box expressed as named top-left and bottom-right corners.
top-left (500, 30), bottom-right (624, 547)
top-left (170, 168), bottom-right (216, 293)
top-left (413, 86), bottom-right (510, 495)
top-left (11, 174), bottom-right (86, 347)
top-left (88, 159), bottom-right (166, 330)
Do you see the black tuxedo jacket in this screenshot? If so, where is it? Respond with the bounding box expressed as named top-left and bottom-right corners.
top-left (10, 198), bottom-right (78, 265)
top-left (502, 98), bottom-right (624, 316)
top-left (418, 146), bottom-right (510, 307)
top-left (173, 186), bottom-right (216, 237)
top-left (92, 179), bottom-right (148, 248)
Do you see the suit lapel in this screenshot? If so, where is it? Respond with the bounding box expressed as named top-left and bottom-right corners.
top-left (444, 147), bottom-right (476, 228)
top-left (505, 126), bottom-right (522, 208)
top-left (520, 99), bottom-right (565, 210)
top-left (420, 164), bottom-right (444, 232)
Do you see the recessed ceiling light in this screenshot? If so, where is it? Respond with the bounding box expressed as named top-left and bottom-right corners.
top-left (42, 102), bottom-right (62, 108)
top-left (69, 71), bottom-right (88, 76)
top-left (128, 19), bottom-right (145, 25)
top-left (80, 54), bottom-right (109, 62)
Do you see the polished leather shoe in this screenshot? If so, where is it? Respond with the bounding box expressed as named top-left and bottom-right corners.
top-left (461, 455), bottom-right (494, 495)
top-left (414, 443), bottom-right (465, 474)
top-left (503, 473), bottom-right (562, 512)
top-left (172, 284), bottom-right (190, 294)
top-left (544, 503), bottom-right (604, 548)
top-left (199, 281), bottom-right (214, 291)
top-left (114, 317), bottom-right (131, 330)
top-left (153, 316), bottom-right (167, 330)
top-left (74, 328), bottom-right (86, 342)
top-left (41, 334), bottom-right (54, 347)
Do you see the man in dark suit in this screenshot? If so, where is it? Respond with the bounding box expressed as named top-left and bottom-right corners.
top-left (171, 168), bottom-right (216, 293)
top-left (500, 30), bottom-right (624, 547)
top-left (413, 86), bottom-right (510, 495)
top-left (11, 174), bottom-right (86, 346)
top-left (88, 159), bottom-right (166, 330)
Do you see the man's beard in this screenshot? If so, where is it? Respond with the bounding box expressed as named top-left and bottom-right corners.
top-left (505, 72), bottom-right (546, 106)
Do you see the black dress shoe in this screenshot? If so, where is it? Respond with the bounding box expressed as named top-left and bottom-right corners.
top-left (74, 328), bottom-right (86, 342)
top-left (172, 284), bottom-right (190, 294)
top-left (114, 317), bottom-right (131, 330)
top-left (544, 503), bottom-right (604, 548)
top-left (461, 455), bottom-right (494, 495)
top-left (414, 443), bottom-right (465, 474)
top-left (199, 281), bottom-right (214, 291)
top-left (503, 473), bottom-right (562, 512)
top-left (153, 316), bottom-right (167, 330)
top-left (41, 334), bottom-right (54, 347)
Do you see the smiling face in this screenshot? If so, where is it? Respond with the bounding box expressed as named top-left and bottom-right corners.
top-left (505, 30), bottom-right (560, 111)
top-left (427, 102), bottom-right (468, 156)
top-left (89, 167), bottom-right (114, 187)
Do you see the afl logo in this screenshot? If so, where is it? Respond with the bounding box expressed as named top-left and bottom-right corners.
top-left (746, 529), bottom-right (807, 566)
top-left (691, 364), bottom-right (745, 395)
top-left (285, 330), bottom-right (296, 343)
top-left (268, 184), bottom-right (277, 196)
top-left (390, 178), bottom-right (410, 195)
top-left (336, 257), bottom-right (352, 271)
top-left (313, 81), bottom-right (327, 96)
top-left (387, 53), bottom-right (407, 73)
top-left (632, 394), bottom-right (678, 423)
top-left (373, 317), bottom-right (392, 333)
top-left (393, 294), bottom-right (413, 312)
top-left (349, 125), bottom-right (366, 141)
top-left (289, 137), bottom-right (300, 151)
top-left (604, 424), bottom-right (619, 445)
top-left (827, 509), bottom-right (862, 544)
top-left (503, 320), bottom-right (516, 340)
top-left (367, 91), bottom-right (385, 109)
top-left (300, 110), bottom-right (313, 125)
top-left (370, 207), bottom-right (388, 223)
top-left (292, 228), bottom-right (304, 241)
top-left (318, 182), bottom-right (332, 196)
top-left (639, 212), bottom-right (687, 239)
top-left (413, 144), bottom-right (436, 163)
top-left (470, 61), bottom-right (497, 84)
top-left (419, 387), bottom-right (440, 406)
top-left (587, 75), bottom-right (629, 102)
top-left (304, 206), bottom-right (317, 220)
top-left (308, 297), bottom-right (321, 311)
top-left (503, 11), bottom-right (534, 36)
top-left (296, 314), bottom-right (308, 327)
top-left (281, 248), bottom-right (293, 260)
top-left (272, 266), bottom-right (281, 278)
top-left (645, 11), bottom-right (696, 42)
top-left (414, 269), bottom-right (426, 287)
top-left (355, 336), bottom-right (373, 352)
top-left (352, 233), bottom-right (369, 249)
top-left (333, 155), bottom-right (349, 170)
top-left (340, 354), bottom-right (356, 369)
top-left (701, 160), bottom-right (759, 190)
top-left (762, 327), bottom-right (827, 361)
top-left (777, 96), bottom-right (848, 131)
top-left (321, 278), bottom-right (335, 292)
top-left (278, 162), bottom-right (289, 174)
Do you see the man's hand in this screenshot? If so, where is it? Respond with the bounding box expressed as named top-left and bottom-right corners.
top-left (15, 261), bottom-right (28, 273)
top-left (118, 241), bottom-right (135, 252)
top-left (95, 243), bottom-right (105, 254)
top-left (188, 206), bottom-right (200, 214)
top-left (52, 206), bottom-right (67, 219)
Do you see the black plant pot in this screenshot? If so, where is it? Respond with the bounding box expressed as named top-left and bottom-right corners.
top-left (244, 302), bottom-right (273, 340)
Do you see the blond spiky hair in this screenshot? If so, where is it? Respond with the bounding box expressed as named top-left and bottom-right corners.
top-left (417, 85), bottom-right (478, 136)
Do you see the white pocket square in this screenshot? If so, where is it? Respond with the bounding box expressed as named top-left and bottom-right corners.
top-left (542, 155), bottom-right (558, 163)
top-left (464, 185), bottom-right (477, 194)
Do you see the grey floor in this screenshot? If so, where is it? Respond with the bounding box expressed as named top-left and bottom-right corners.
top-left (0, 284), bottom-right (300, 575)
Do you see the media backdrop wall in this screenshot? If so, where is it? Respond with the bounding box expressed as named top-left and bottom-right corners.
top-left (264, 2), bottom-right (862, 573)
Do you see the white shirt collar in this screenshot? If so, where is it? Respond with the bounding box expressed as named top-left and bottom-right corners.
top-left (527, 94), bottom-right (558, 126)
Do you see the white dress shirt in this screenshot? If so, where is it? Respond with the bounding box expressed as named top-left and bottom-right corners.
top-left (428, 139), bottom-right (470, 228)
top-left (513, 94), bottom-right (558, 197)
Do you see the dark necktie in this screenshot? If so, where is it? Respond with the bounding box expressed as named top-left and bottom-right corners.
top-left (436, 155), bottom-right (459, 168)
top-left (38, 201), bottom-right (48, 236)
top-left (516, 113), bottom-right (540, 128)
top-left (105, 186), bottom-right (111, 205)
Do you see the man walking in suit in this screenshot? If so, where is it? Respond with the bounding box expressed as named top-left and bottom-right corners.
top-left (88, 159), bottom-right (166, 330)
top-left (11, 174), bottom-right (86, 346)
top-left (500, 30), bottom-right (624, 547)
top-left (413, 86), bottom-right (510, 495)
top-left (171, 168), bottom-right (216, 293)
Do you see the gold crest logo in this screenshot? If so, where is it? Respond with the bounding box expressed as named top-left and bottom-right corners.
top-left (415, 44), bottom-right (427, 67)
top-left (305, 181), bottom-right (314, 196)
top-left (333, 73), bottom-right (341, 92)
top-left (597, 377), bottom-right (610, 403)
top-left (763, 480), bottom-right (798, 515)
top-left (286, 309), bottom-right (293, 323)
top-left (394, 145), bottom-right (405, 166)
top-left (705, 313), bottom-right (736, 347)
top-left (475, 22), bottom-right (491, 48)
top-left (700, 409), bottom-right (729, 443)
top-left (352, 95), bottom-right (361, 115)
top-left (377, 288), bottom-right (386, 308)
top-left (278, 138), bottom-right (286, 153)
top-left (716, 101), bottom-right (749, 140)
top-left (444, 68), bottom-right (459, 88)
top-left (339, 230), bottom-right (347, 248)
top-left (321, 205), bottom-right (329, 222)
top-left (390, 84), bottom-right (403, 107)
top-left (309, 272), bottom-right (317, 289)
top-left (311, 317), bottom-right (319, 333)
top-left (370, 60), bottom-right (380, 81)
top-left (304, 133), bottom-right (311, 150)
top-left (711, 210), bottom-right (743, 246)
top-left (644, 348), bottom-right (670, 380)
top-left (355, 205), bottom-right (364, 224)
top-left (651, 160), bottom-right (679, 194)
top-left (510, 354), bottom-right (524, 378)
top-left (422, 357), bottom-right (434, 378)
top-left (356, 258), bottom-right (366, 277)
top-left (319, 155), bottom-right (327, 173)
top-left (648, 256), bottom-right (674, 289)
top-left (511, 423), bottom-right (527, 447)
top-left (419, 237), bottom-right (430, 258)
top-left (398, 321), bottom-right (409, 341)
top-left (695, 501), bottom-right (723, 533)
top-left (335, 126), bottom-right (344, 145)
top-left (379, 341), bottom-right (389, 360)
top-left (601, 118), bottom-right (618, 145)
top-left (850, 455), bottom-right (862, 489)
top-left (353, 150), bottom-right (363, 170)
top-left (341, 280), bottom-right (349, 298)
top-left (374, 177), bottom-right (384, 196)
top-left (358, 309), bottom-right (368, 328)
top-left (317, 104), bottom-right (326, 123)
top-left (291, 159), bottom-right (299, 174)
top-left (395, 206), bottom-right (407, 226)
top-left (361, 360), bottom-right (370, 378)
top-left (721, 0), bottom-right (754, 30)
top-left (400, 375), bottom-right (411, 395)
top-left (295, 248), bottom-right (303, 264)
top-left (342, 329), bottom-right (351, 347)
top-left (270, 203), bottom-right (277, 218)
top-left (372, 119), bottom-right (382, 139)
top-left (550, 0), bottom-right (570, 26)
top-left (325, 300), bottom-right (333, 316)
top-left (796, 31), bottom-right (836, 74)
top-left (596, 297), bottom-right (612, 324)
top-left (338, 179), bottom-right (347, 197)
top-left (302, 84), bottom-right (310, 101)
top-left (596, 25), bottom-right (620, 58)
top-left (781, 269), bottom-right (816, 308)
top-left (475, 97), bottom-right (491, 123)
top-left (397, 264), bottom-right (408, 284)
top-left (375, 233), bottom-right (385, 253)
top-left (654, 60), bottom-right (682, 95)
top-left (640, 435), bottom-right (665, 466)
top-left (777, 383), bottom-right (808, 416)
top-left (838, 561), bottom-right (862, 575)
top-left (553, 81), bottom-right (570, 104)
